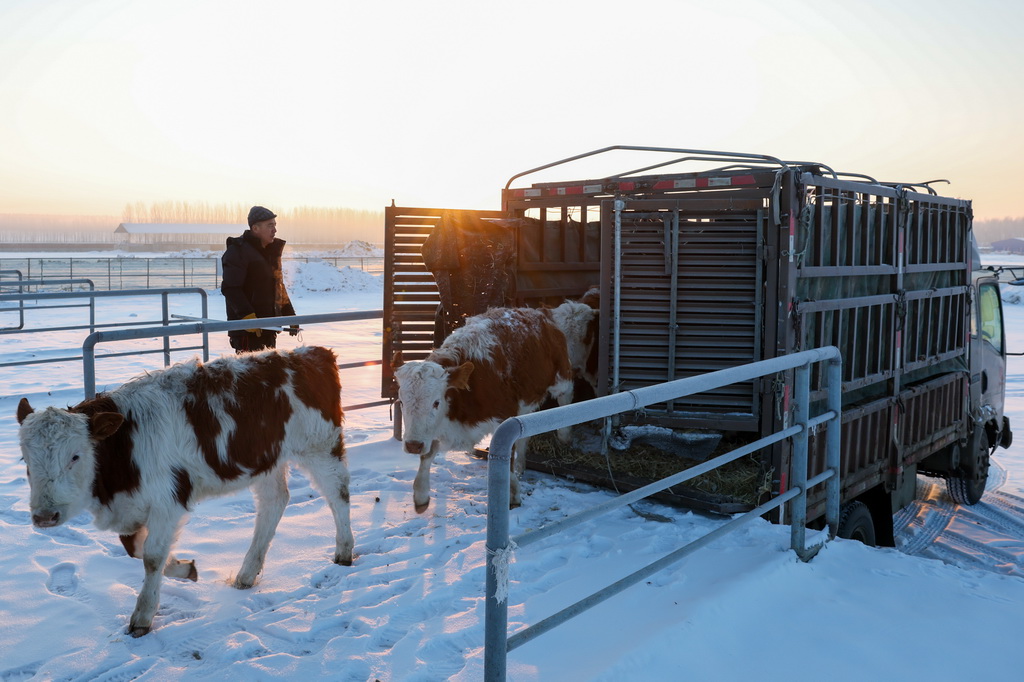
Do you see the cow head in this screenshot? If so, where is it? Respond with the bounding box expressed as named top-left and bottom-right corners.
top-left (16, 398), bottom-right (124, 528)
top-left (393, 360), bottom-right (473, 457)
top-left (550, 299), bottom-right (599, 375)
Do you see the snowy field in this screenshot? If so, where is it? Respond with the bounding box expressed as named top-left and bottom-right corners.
top-left (2, 254), bottom-right (1024, 681)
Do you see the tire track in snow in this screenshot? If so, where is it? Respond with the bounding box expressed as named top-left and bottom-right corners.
top-left (896, 457), bottom-right (1024, 577)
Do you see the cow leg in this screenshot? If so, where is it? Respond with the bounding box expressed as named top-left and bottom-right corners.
top-left (413, 453), bottom-right (435, 513)
top-left (551, 377), bottom-right (575, 443)
top-left (121, 528), bottom-right (197, 582)
top-left (302, 445), bottom-right (355, 566)
top-left (235, 466), bottom-right (289, 589)
top-left (129, 514), bottom-right (184, 637)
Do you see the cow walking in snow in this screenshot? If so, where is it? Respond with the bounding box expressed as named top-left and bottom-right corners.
top-left (393, 306), bottom-right (576, 511)
top-left (16, 346), bottom-right (354, 637)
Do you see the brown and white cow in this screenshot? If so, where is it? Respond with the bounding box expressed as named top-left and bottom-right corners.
top-left (393, 306), bottom-right (574, 511)
top-left (16, 346), bottom-right (354, 637)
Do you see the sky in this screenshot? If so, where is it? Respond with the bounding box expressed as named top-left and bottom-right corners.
top-left (2, 254), bottom-right (1024, 679)
top-left (2, 0), bottom-right (1024, 221)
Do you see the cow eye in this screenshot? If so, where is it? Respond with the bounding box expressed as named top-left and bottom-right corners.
top-left (432, 400), bottom-right (440, 409)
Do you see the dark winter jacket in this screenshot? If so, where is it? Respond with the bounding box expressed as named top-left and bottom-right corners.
top-left (221, 230), bottom-right (296, 339)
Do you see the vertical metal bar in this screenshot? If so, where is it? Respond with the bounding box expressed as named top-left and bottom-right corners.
top-left (382, 205), bottom-right (398, 406)
top-left (83, 336), bottom-right (97, 399)
top-left (790, 362), bottom-right (810, 556)
top-left (603, 198), bottom-right (626, 454)
top-left (666, 212), bottom-right (680, 412)
top-left (612, 198), bottom-right (624, 392)
top-left (484, 421), bottom-right (517, 682)
top-left (162, 292), bottom-right (171, 366)
top-left (19, 269), bottom-right (26, 329)
top-left (201, 291), bottom-right (209, 362)
top-left (826, 356), bottom-right (842, 538)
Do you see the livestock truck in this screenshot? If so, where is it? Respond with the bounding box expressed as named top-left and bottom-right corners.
top-left (381, 145), bottom-right (1012, 546)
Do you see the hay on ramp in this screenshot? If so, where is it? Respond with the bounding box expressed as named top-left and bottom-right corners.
top-left (526, 428), bottom-right (771, 507)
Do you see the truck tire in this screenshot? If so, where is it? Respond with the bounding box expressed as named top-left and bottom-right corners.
top-left (837, 501), bottom-right (876, 546)
top-left (947, 430), bottom-right (989, 506)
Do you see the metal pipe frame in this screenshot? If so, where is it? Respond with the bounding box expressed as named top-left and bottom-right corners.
top-left (1, 288), bottom-right (208, 370)
top-left (0, 278), bottom-right (98, 334)
top-left (0, 269), bottom-right (25, 331)
top-left (82, 309), bottom-right (384, 399)
top-left (504, 145), bottom-right (793, 191)
top-left (484, 346), bottom-right (842, 681)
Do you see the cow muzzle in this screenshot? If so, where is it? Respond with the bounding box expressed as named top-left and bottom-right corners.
top-left (403, 439), bottom-right (439, 457)
top-left (32, 509), bottom-right (62, 528)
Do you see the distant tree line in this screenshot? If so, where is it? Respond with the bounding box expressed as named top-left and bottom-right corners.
top-left (120, 201), bottom-right (383, 243)
top-left (0, 213), bottom-right (120, 243)
top-left (974, 217), bottom-right (1024, 246)
top-left (0, 203), bottom-right (385, 244)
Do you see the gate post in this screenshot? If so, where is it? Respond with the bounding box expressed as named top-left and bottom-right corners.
top-left (825, 356), bottom-right (843, 537)
top-left (484, 419), bottom-right (519, 682)
top-left (790, 361), bottom-right (811, 557)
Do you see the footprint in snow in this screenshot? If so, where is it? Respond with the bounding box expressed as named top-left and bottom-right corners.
top-left (38, 522), bottom-right (92, 547)
top-left (345, 431), bottom-right (370, 444)
top-left (46, 563), bottom-right (79, 597)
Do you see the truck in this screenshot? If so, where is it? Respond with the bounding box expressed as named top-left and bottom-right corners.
top-left (381, 145), bottom-right (1013, 546)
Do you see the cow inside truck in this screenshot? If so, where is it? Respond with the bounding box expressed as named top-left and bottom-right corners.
top-left (382, 146), bottom-right (1011, 546)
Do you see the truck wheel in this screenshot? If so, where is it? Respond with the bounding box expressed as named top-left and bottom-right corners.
top-left (837, 501), bottom-right (876, 546)
top-left (947, 430), bottom-right (990, 506)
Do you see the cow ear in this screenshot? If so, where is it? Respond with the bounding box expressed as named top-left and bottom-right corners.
top-left (447, 362), bottom-right (474, 390)
top-left (16, 398), bottom-right (33, 424)
top-left (89, 412), bottom-right (125, 441)
top-left (391, 350), bottom-right (403, 370)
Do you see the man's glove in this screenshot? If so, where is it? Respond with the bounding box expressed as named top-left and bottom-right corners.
top-left (243, 312), bottom-right (261, 337)
top-left (288, 324), bottom-right (300, 337)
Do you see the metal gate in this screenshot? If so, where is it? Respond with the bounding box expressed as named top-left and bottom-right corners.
top-left (381, 206), bottom-right (504, 400)
top-left (600, 200), bottom-right (764, 430)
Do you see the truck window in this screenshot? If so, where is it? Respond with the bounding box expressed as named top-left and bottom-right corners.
top-left (978, 283), bottom-right (1003, 353)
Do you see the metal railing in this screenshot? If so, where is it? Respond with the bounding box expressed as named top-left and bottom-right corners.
top-left (0, 278), bottom-right (97, 332)
top-left (0, 288), bottom-right (209, 368)
top-left (0, 256), bottom-right (385, 290)
top-left (0, 269), bottom-right (24, 330)
top-left (483, 346), bottom-right (842, 681)
top-left (81, 310), bottom-right (387, 411)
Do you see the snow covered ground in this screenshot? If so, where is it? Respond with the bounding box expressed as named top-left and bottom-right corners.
top-left (2, 254), bottom-right (1024, 681)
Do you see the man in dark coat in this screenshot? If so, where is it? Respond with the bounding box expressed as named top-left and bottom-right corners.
top-left (221, 205), bottom-right (297, 352)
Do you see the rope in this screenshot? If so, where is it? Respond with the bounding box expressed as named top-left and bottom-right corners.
top-left (488, 539), bottom-right (518, 604)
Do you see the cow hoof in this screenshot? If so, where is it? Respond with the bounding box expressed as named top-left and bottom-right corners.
top-left (165, 559), bottom-right (199, 582)
top-left (414, 499), bottom-right (431, 514)
top-left (128, 624), bottom-right (151, 638)
top-left (333, 554), bottom-right (353, 567)
top-left (233, 577), bottom-right (255, 590)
